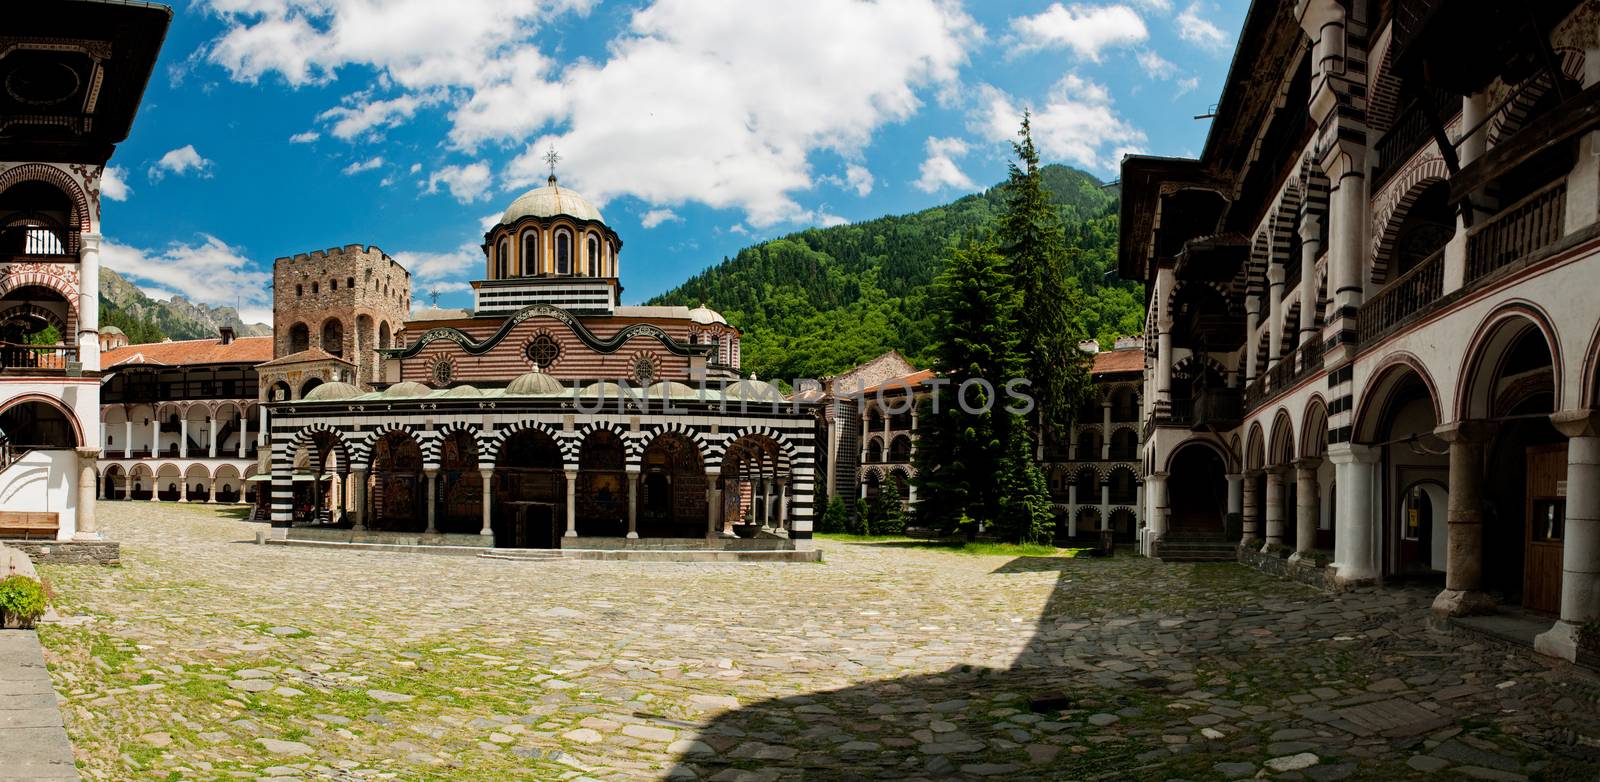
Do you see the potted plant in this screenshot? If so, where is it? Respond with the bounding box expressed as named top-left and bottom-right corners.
top-left (0, 575), bottom-right (47, 630)
top-left (731, 521), bottom-right (761, 538)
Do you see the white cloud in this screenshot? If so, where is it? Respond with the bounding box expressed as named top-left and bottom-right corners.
top-left (425, 162), bottom-right (492, 203)
top-left (341, 156), bottom-right (384, 175)
top-left (392, 242), bottom-right (481, 286)
top-left (844, 163), bottom-right (874, 197)
top-left (976, 75), bottom-right (1146, 174)
top-left (319, 91), bottom-right (438, 141)
top-left (1175, 75), bottom-right (1200, 97)
top-left (1134, 0), bottom-right (1172, 10)
top-left (640, 208), bottom-right (681, 229)
top-left (288, 130), bottom-right (319, 143)
top-left (1010, 4), bottom-right (1147, 61)
top-left (1136, 49), bottom-right (1176, 79)
top-left (200, 0), bottom-right (980, 228)
top-left (1176, 2), bottom-right (1228, 50)
top-left (147, 144), bottom-right (214, 181)
top-left (913, 136), bottom-right (974, 193)
top-left (815, 211), bottom-right (849, 228)
top-left (100, 166), bottom-right (131, 201)
top-left (101, 235), bottom-right (271, 322)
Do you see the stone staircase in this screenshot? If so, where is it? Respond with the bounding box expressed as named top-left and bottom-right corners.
top-left (1154, 537), bottom-right (1239, 563)
top-left (477, 549), bottom-right (565, 562)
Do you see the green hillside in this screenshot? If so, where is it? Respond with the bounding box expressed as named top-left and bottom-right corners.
top-left (647, 164), bottom-right (1143, 380)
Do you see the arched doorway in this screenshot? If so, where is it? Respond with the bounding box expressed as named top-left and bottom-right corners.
top-left (575, 429), bottom-right (625, 536)
top-left (1460, 315), bottom-right (1563, 611)
top-left (438, 430), bottom-right (482, 533)
top-left (1167, 442), bottom-right (1227, 539)
top-left (0, 399), bottom-right (80, 449)
top-left (369, 431), bottom-right (423, 531)
top-left (639, 432), bottom-right (706, 537)
top-left (494, 428), bottom-right (563, 547)
top-left (1355, 360), bottom-right (1446, 581)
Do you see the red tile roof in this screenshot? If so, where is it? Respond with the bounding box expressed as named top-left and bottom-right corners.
top-left (255, 347), bottom-right (354, 368)
top-left (103, 336), bottom-right (274, 368)
top-left (862, 369), bottom-right (935, 394)
top-left (1092, 348), bottom-right (1144, 375)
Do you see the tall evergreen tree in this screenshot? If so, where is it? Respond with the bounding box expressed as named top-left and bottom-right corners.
top-left (999, 113), bottom-right (1093, 434)
top-left (912, 238), bottom-right (1018, 537)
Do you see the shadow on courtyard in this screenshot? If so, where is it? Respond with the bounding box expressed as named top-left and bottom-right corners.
top-left (663, 554), bottom-right (1193, 781)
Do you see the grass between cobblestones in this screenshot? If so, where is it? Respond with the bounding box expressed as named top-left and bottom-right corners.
top-left (29, 502), bottom-right (1600, 781)
top-left (814, 532), bottom-right (1087, 558)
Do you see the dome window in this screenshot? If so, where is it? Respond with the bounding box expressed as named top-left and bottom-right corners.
top-left (522, 230), bottom-right (539, 276)
top-left (496, 238), bottom-right (509, 279)
top-left (556, 232), bottom-right (572, 275)
top-left (587, 235), bottom-right (599, 276)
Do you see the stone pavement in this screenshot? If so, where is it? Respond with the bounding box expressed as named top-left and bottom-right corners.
top-left (0, 630), bottom-right (79, 781)
top-left (30, 502), bottom-right (1600, 780)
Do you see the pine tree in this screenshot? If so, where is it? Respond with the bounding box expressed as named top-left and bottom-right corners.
top-left (871, 485), bottom-right (906, 535)
top-left (819, 495), bottom-right (849, 534)
top-left (912, 237), bottom-right (1019, 538)
top-left (999, 112), bottom-right (1093, 434)
top-left (995, 417), bottom-right (1056, 544)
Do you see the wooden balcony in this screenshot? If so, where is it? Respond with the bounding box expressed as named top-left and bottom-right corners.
top-left (1192, 388), bottom-right (1242, 431)
top-left (1372, 90), bottom-right (1454, 189)
top-left (0, 343), bottom-right (78, 376)
top-left (1467, 180), bottom-right (1566, 284)
top-left (1358, 248), bottom-right (1445, 344)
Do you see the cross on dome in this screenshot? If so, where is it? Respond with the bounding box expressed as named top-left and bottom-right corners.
top-left (544, 145), bottom-right (561, 185)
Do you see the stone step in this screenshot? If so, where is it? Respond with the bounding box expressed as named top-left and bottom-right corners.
top-left (478, 550), bottom-right (565, 561)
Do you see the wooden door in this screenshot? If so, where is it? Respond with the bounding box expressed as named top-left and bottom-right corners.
top-left (1523, 444), bottom-right (1566, 616)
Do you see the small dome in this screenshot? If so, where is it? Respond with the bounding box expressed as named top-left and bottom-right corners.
top-left (382, 381), bottom-right (433, 398)
top-left (99, 325), bottom-right (126, 335)
top-left (576, 380), bottom-right (626, 397)
top-left (303, 381), bottom-right (362, 401)
top-left (688, 304), bottom-right (727, 326)
top-left (646, 380), bottom-right (699, 399)
top-left (500, 176), bottom-right (604, 225)
top-left (440, 384), bottom-right (483, 398)
top-left (507, 369), bottom-right (566, 396)
top-left (725, 378), bottom-right (781, 401)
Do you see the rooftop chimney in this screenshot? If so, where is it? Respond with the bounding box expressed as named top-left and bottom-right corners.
top-left (219, 326), bottom-right (235, 345)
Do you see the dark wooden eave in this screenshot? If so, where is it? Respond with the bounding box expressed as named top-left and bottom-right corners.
top-left (1449, 80), bottom-right (1600, 205)
top-left (1117, 156), bottom-right (1218, 287)
top-left (1174, 233), bottom-right (1249, 283)
top-left (0, 0), bottom-right (172, 165)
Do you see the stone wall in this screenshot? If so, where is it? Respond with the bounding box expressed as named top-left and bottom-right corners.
top-left (272, 245), bottom-right (412, 386)
top-left (1236, 544), bottom-right (1330, 591)
top-left (4, 540), bottom-right (120, 566)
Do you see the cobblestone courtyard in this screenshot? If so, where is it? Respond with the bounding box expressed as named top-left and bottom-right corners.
top-left (31, 503), bottom-right (1600, 781)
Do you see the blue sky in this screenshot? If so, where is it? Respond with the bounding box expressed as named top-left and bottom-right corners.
top-left (99, 0), bottom-right (1246, 326)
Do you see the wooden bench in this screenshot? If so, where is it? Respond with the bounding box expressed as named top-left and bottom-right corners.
top-left (0, 511), bottom-right (59, 541)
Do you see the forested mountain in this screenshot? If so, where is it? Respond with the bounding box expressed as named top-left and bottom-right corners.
top-left (647, 165), bottom-right (1143, 380)
top-left (99, 267), bottom-right (271, 343)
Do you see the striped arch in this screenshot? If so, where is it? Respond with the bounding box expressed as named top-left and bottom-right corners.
top-left (0, 263), bottom-right (81, 309)
top-left (1487, 48), bottom-right (1586, 145)
top-left (284, 422), bottom-right (351, 469)
top-left (1369, 157), bottom-right (1448, 285)
top-left (1270, 181), bottom-right (1304, 270)
top-left (486, 419), bottom-right (567, 463)
top-left (635, 422), bottom-right (712, 469)
top-left (721, 425), bottom-right (797, 471)
top-left (1071, 463), bottom-right (1103, 486)
top-left (0, 392), bottom-right (85, 447)
top-left (421, 421), bottom-right (480, 467)
top-left (356, 422), bottom-right (424, 468)
top-left (0, 163), bottom-right (92, 235)
top-left (572, 420), bottom-right (632, 472)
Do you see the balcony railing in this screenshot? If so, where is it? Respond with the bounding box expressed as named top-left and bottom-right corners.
top-left (1193, 387), bottom-right (1242, 429)
top-left (1372, 90), bottom-right (1453, 188)
top-left (1467, 180), bottom-right (1567, 284)
top-left (1358, 248), bottom-right (1445, 344)
top-left (0, 343), bottom-right (78, 375)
